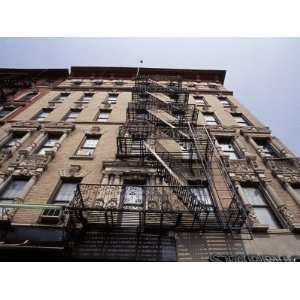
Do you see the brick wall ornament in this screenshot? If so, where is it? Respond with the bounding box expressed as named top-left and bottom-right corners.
top-left (266, 158), bottom-right (300, 184)
top-left (11, 121), bottom-right (41, 130)
top-left (43, 122), bottom-right (75, 131)
top-left (278, 204), bottom-right (296, 227)
top-left (59, 164), bottom-right (87, 178)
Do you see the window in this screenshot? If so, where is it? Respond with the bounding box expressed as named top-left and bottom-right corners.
top-left (114, 80), bottom-right (123, 86)
top-left (218, 96), bottom-right (230, 107)
top-left (2, 132), bottom-right (26, 151)
top-left (203, 113), bottom-right (218, 126)
top-left (93, 80), bottom-right (103, 86)
top-left (56, 92), bottom-right (70, 102)
top-left (254, 139), bottom-right (278, 158)
top-left (52, 180), bottom-right (80, 204)
top-left (293, 186), bottom-right (300, 197)
top-left (64, 109), bottom-right (81, 122)
top-left (107, 93), bottom-right (119, 104)
top-left (193, 95), bottom-right (205, 105)
top-left (208, 84), bottom-right (219, 89)
top-left (232, 113), bottom-right (250, 127)
top-left (123, 181), bottom-right (145, 205)
top-left (96, 110), bottom-right (111, 122)
top-left (241, 185), bottom-right (281, 229)
top-left (72, 80), bottom-right (82, 86)
top-left (21, 91), bottom-right (38, 101)
top-left (37, 135), bottom-right (61, 155)
top-left (76, 136), bottom-right (100, 156)
top-left (217, 138), bottom-right (239, 159)
top-left (33, 108), bottom-right (53, 121)
top-left (0, 178), bottom-right (28, 201)
top-left (82, 92), bottom-right (94, 102)
top-left (189, 182), bottom-right (213, 206)
top-left (0, 107), bottom-right (15, 119)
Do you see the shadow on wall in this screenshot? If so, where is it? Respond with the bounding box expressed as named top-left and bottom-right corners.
top-left (176, 232), bottom-right (246, 262)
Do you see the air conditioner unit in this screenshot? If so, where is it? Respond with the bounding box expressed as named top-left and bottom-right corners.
top-left (39, 208), bottom-right (64, 224)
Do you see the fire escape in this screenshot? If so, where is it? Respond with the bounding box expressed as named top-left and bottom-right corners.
top-left (70, 75), bottom-right (250, 240)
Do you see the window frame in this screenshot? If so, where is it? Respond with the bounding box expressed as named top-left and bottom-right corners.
top-left (63, 109), bottom-right (82, 122)
top-left (193, 95), bottom-right (206, 106)
top-left (188, 181), bottom-right (215, 208)
top-left (202, 112), bottom-right (219, 126)
top-left (75, 134), bottom-right (101, 157)
top-left (253, 138), bottom-right (279, 158)
top-left (122, 180), bottom-right (146, 207)
top-left (1, 131), bottom-right (27, 152)
top-left (51, 178), bottom-right (81, 205)
top-left (231, 113), bottom-right (251, 127)
top-left (0, 177), bottom-right (29, 202)
top-left (107, 93), bottom-right (119, 104)
top-left (216, 137), bottom-right (240, 160)
top-left (96, 109), bottom-right (112, 122)
top-left (218, 96), bottom-right (231, 107)
top-left (241, 183), bottom-right (282, 229)
top-left (36, 133), bottom-right (62, 155)
top-left (55, 92), bottom-right (71, 103)
top-left (32, 108), bottom-right (53, 121)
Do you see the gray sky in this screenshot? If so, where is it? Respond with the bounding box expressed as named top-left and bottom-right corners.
top-left (0, 37), bottom-right (299, 154)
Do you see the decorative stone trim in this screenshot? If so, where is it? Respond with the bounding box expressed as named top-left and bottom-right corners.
top-left (266, 158), bottom-right (300, 184)
top-left (241, 127), bottom-right (271, 136)
top-left (59, 165), bottom-right (87, 178)
top-left (278, 204), bottom-right (295, 227)
top-left (11, 121), bottom-right (41, 130)
top-left (43, 122), bottom-right (75, 132)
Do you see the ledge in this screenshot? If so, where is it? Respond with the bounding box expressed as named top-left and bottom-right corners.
top-left (69, 155), bottom-right (94, 160)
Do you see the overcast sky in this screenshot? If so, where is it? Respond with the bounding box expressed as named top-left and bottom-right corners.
top-left (0, 37), bottom-right (299, 154)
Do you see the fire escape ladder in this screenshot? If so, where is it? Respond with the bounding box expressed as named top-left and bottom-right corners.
top-left (144, 141), bottom-right (206, 213)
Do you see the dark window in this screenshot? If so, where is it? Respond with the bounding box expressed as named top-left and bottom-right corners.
top-left (189, 182), bottom-right (213, 206)
top-left (203, 113), bottom-right (218, 126)
top-left (254, 139), bottom-right (278, 158)
top-left (37, 134), bottom-right (61, 155)
top-left (0, 107), bottom-right (15, 118)
top-left (232, 113), bottom-right (250, 127)
top-left (218, 96), bottom-right (230, 107)
top-left (93, 80), bottom-right (103, 86)
top-left (217, 138), bottom-right (239, 159)
top-left (53, 179), bottom-right (81, 204)
top-left (33, 108), bottom-right (53, 121)
top-left (2, 132), bottom-right (26, 151)
top-left (107, 93), bottom-right (119, 104)
top-left (22, 91), bottom-right (38, 101)
top-left (82, 92), bottom-right (94, 102)
top-left (241, 185), bottom-right (281, 229)
top-left (64, 109), bottom-right (81, 122)
top-left (76, 136), bottom-right (100, 156)
top-left (97, 110), bottom-right (111, 122)
top-left (123, 180), bottom-right (145, 206)
top-left (193, 95), bottom-right (205, 105)
top-left (0, 178), bottom-right (28, 201)
top-left (57, 92), bottom-right (70, 102)
top-left (72, 80), bottom-right (82, 86)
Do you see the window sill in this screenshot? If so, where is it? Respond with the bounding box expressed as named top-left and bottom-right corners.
top-left (69, 155), bottom-right (94, 160)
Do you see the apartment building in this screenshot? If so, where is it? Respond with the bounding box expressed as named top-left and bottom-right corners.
top-left (0, 66), bottom-right (299, 261)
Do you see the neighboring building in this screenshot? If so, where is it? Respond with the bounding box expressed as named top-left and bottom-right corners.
top-left (0, 66), bottom-right (299, 261)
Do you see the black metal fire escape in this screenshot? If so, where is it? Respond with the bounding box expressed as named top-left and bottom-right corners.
top-left (69, 74), bottom-right (250, 240)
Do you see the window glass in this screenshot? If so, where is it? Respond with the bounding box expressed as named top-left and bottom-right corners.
top-left (108, 93), bottom-right (118, 104)
top-left (0, 108), bottom-right (15, 118)
top-left (254, 207), bottom-right (280, 229)
top-left (218, 96), bottom-right (230, 107)
top-left (65, 110), bottom-right (80, 122)
top-left (0, 179), bottom-right (28, 200)
top-left (218, 140), bottom-right (239, 159)
top-left (193, 96), bottom-right (205, 105)
top-left (57, 93), bottom-right (70, 102)
top-left (38, 136), bottom-right (61, 155)
top-left (190, 186), bottom-right (213, 206)
top-left (97, 110), bottom-right (111, 122)
top-left (232, 114), bottom-right (249, 127)
top-left (76, 137), bottom-right (100, 156)
top-left (203, 113), bottom-right (218, 125)
top-left (82, 93), bottom-right (94, 101)
top-left (54, 182), bottom-right (78, 203)
top-left (124, 185), bottom-right (144, 205)
top-left (3, 132), bottom-right (26, 150)
top-left (241, 185), bottom-right (280, 228)
top-left (254, 139), bottom-right (277, 157)
top-left (293, 187), bottom-right (300, 197)
top-left (241, 186), bottom-right (266, 206)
